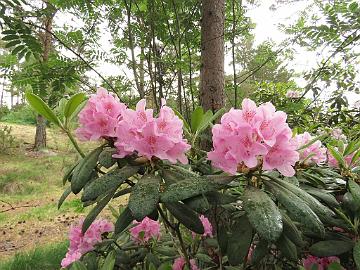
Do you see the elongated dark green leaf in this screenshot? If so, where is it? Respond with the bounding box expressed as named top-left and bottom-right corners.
top-left (25, 92), bottom-right (62, 127)
top-left (161, 169), bottom-right (185, 185)
top-left (164, 202), bottom-right (204, 234)
top-left (302, 186), bottom-right (339, 208)
top-left (344, 140), bottom-right (360, 156)
top-left (160, 177), bottom-right (219, 202)
top-left (277, 235), bottom-right (298, 261)
top-left (98, 148), bottom-right (117, 168)
top-left (128, 174), bottom-right (161, 221)
top-left (242, 187), bottom-right (282, 242)
top-left (101, 250), bottom-right (116, 270)
top-left (115, 207), bottom-right (134, 234)
top-left (58, 186), bottom-right (72, 209)
top-left (282, 213), bottom-right (304, 247)
top-left (227, 215), bottom-right (253, 266)
top-left (183, 195), bottom-right (209, 213)
top-left (272, 178), bottom-right (334, 217)
top-left (71, 146), bottom-right (103, 194)
top-left (354, 241), bottom-right (360, 270)
top-left (70, 261), bottom-right (87, 270)
top-left (191, 107), bottom-right (204, 132)
top-left (62, 161), bottom-right (79, 185)
top-left (309, 240), bottom-right (354, 257)
top-left (172, 107), bottom-right (191, 132)
top-left (351, 150), bottom-right (360, 166)
top-left (82, 189), bottom-right (115, 234)
top-left (348, 180), bottom-right (360, 208)
top-left (251, 239), bottom-right (268, 265)
top-left (64, 93), bottom-right (87, 121)
top-left (82, 165), bottom-right (139, 201)
top-left (264, 181), bottom-right (324, 237)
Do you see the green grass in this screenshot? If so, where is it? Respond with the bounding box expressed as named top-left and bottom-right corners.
top-left (0, 241), bottom-right (68, 270)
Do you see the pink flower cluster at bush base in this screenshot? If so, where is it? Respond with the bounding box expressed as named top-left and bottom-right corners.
top-left (208, 99), bottom-right (299, 176)
top-left (292, 132), bottom-right (327, 165)
top-left (114, 99), bottom-right (190, 164)
top-left (76, 88), bottom-right (126, 141)
top-left (302, 255), bottom-right (342, 270)
top-left (172, 257), bottom-right (199, 270)
top-left (61, 219), bottom-right (114, 268)
top-left (286, 90), bottom-right (301, 98)
top-left (129, 217), bottom-right (161, 244)
top-left (192, 215), bottom-right (213, 238)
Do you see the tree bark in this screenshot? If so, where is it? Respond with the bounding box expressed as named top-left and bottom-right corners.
top-left (200, 0), bottom-right (225, 113)
top-left (34, 115), bottom-right (47, 150)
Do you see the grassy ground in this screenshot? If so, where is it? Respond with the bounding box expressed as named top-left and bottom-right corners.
top-left (0, 122), bottom-right (126, 267)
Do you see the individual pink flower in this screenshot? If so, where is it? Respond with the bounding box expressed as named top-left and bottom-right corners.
top-left (192, 215), bottom-right (213, 238)
top-left (331, 128), bottom-right (347, 141)
top-left (76, 88), bottom-right (126, 141)
top-left (208, 98), bottom-right (299, 176)
top-left (61, 219), bottom-right (114, 268)
top-left (292, 132), bottom-right (327, 165)
top-left (114, 99), bottom-right (190, 164)
top-left (172, 257), bottom-right (199, 270)
top-left (129, 217), bottom-right (161, 244)
top-left (302, 255), bottom-right (342, 270)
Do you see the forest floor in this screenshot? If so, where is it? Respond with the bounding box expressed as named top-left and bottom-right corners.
top-left (0, 122), bottom-right (127, 265)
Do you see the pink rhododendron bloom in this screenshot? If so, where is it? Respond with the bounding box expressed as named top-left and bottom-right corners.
top-left (129, 217), bottom-right (161, 244)
top-left (303, 255), bottom-right (342, 270)
top-left (208, 98), bottom-right (299, 176)
top-left (331, 128), bottom-right (347, 141)
top-left (192, 215), bottom-right (213, 238)
top-left (327, 146), bottom-right (357, 168)
top-left (76, 88), bottom-right (126, 141)
top-left (61, 219), bottom-right (114, 268)
top-left (172, 257), bottom-right (199, 270)
top-left (286, 90), bottom-right (301, 98)
top-left (292, 132), bottom-right (327, 165)
top-left (114, 99), bottom-right (190, 164)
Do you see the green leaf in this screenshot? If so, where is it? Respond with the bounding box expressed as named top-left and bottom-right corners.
top-left (5, 39), bottom-right (21, 48)
top-left (82, 165), bottom-right (139, 202)
top-left (344, 140), bottom-right (360, 156)
top-left (100, 251), bottom-right (116, 270)
top-left (25, 92), bottom-right (62, 127)
top-left (160, 177), bottom-right (219, 203)
top-left (195, 253), bottom-right (214, 264)
top-left (62, 161), bottom-right (79, 185)
top-left (164, 202), bottom-right (204, 234)
top-left (64, 93), bottom-right (87, 122)
top-left (351, 150), bottom-right (360, 166)
top-left (114, 207), bottom-right (134, 234)
top-left (183, 195), bottom-right (209, 213)
top-left (2, 34), bottom-right (19, 41)
top-left (58, 186), bottom-right (72, 209)
top-left (71, 146), bottom-right (103, 194)
top-left (328, 146), bottom-right (346, 168)
top-left (11, 44), bottom-right (25, 55)
top-left (191, 107), bottom-right (204, 132)
top-left (348, 180), bottom-right (360, 208)
top-left (227, 215), bottom-right (253, 266)
top-left (282, 212), bottom-right (304, 247)
top-left (242, 187), bottom-right (283, 242)
top-left (354, 240), bottom-right (360, 270)
top-left (98, 148), bottom-right (117, 168)
top-left (264, 181), bottom-right (324, 237)
top-left (251, 239), bottom-right (268, 265)
top-left (302, 186), bottom-right (339, 208)
top-left (327, 262), bottom-right (344, 270)
top-left (309, 240), bottom-right (354, 257)
top-left (277, 235), bottom-right (298, 261)
top-left (82, 189), bottom-right (115, 234)
top-left (128, 174), bottom-right (161, 221)
top-left (172, 107), bottom-right (191, 133)
top-left (70, 261), bottom-right (87, 270)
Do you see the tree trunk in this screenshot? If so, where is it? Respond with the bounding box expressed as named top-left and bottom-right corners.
top-left (200, 0), bottom-right (225, 113)
top-left (34, 115), bottom-right (47, 150)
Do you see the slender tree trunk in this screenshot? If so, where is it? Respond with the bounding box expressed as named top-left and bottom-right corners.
top-left (34, 2), bottom-right (55, 150)
top-left (232, 0), bottom-right (238, 108)
top-left (200, 0), bottom-right (225, 113)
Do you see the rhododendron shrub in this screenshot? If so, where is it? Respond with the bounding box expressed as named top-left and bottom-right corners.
top-left (208, 99), bottom-right (299, 176)
top-left (26, 90), bottom-right (360, 270)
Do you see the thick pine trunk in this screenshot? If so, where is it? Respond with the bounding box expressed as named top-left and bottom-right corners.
top-left (34, 115), bottom-right (47, 150)
top-left (200, 0), bottom-right (225, 113)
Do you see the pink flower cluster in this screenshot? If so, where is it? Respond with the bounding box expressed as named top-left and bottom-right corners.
top-left (292, 132), bottom-right (327, 165)
top-left (192, 215), bottom-right (213, 238)
top-left (76, 88), bottom-right (190, 164)
top-left (331, 128), bottom-right (347, 141)
top-left (129, 217), bottom-right (161, 244)
top-left (114, 99), bottom-right (190, 164)
top-left (303, 255), bottom-right (342, 270)
top-left (328, 146), bottom-right (356, 168)
top-left (61, 219), bottom-right (114, 268)
top-left (76, 88), bottom-right (126, 141)
top-left (286, 90), bottom-right (301, 98)
top-left (172, 257), bottom-right (199, 270)
top-left (208, 99), bottom-right (299, 177)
